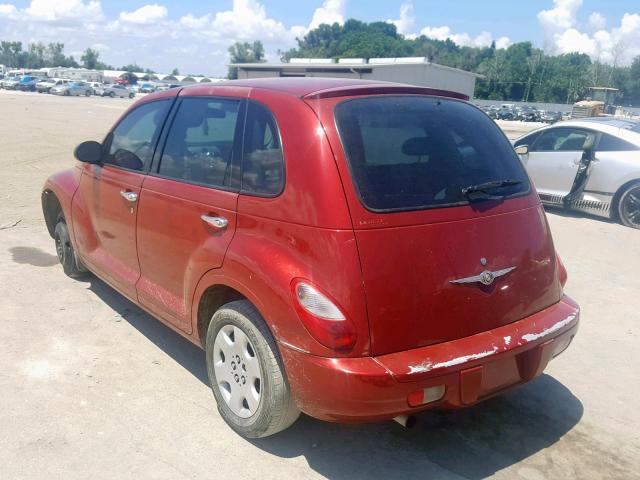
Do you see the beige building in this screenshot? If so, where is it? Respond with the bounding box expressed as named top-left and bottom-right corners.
top-left (229, 57), bottom-right (479, 99)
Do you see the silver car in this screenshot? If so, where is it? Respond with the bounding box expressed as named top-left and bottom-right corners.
top-left (95, 84), bottom-right (135, 98)
top-left (50, 81), bottom-right (93, 97)
top-left (515, 118), bottom-right (640, 228)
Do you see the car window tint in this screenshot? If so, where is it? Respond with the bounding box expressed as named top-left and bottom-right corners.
top-left (597, 133), bottom-right (640, 152)
top-left (159, 97), bottom-right (241, 188)
top-left (103, 100), bottom-right (170, 171)
top-left (531, 128), bottom-right (590, 152)
top-left (335, 96), bottom-right (529, 212)
top-left (241, 101), bottom-right (284, 196)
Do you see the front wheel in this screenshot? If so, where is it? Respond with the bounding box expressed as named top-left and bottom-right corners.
top-left (54, 219), bottom-right (88, 278)
top-left (617, 182), bottom-right (640, 229)
top-left (205, 300), bottom-right (300, 438)
top-left (85, 90), bottom-right (91, 97)
top-left (63, 90), bottom-right (70, 96)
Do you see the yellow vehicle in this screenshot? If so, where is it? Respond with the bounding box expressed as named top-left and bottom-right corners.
top-left (571, 87), bottom-right (619, 119)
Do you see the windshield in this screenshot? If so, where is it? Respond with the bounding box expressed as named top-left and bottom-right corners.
top-left (335, 96), bottom-right (530, 212)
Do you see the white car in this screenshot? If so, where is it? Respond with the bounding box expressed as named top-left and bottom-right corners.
top-left (95, 84), bottom-right (135, 98)
top-left (514, 118), bottom-right (640, 228)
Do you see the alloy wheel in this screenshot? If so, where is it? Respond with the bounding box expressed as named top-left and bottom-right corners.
top-left (621, 186), bottom-right (640, 228)
top-left (213, 324), bottom-right (262, 418)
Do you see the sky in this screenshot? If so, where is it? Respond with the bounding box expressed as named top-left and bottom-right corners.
top-left (0, 0), bottom-right (638, 76)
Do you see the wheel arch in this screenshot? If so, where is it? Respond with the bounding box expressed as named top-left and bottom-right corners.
top-left (195, 283), bottom-right (248, 347)
top-left (41, 189), bottom-right (63, 237)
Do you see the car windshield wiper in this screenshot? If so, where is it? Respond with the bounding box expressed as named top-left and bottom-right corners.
top-left (461, 179), bottom-right (523, 196)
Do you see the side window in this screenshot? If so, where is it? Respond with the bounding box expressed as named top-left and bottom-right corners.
top-left (597, 134), bottom-right (640, 152)
top-left (158, 97), bottom-right (241, 188)
top-left (241, 101), bottom-right (284, 196)
top-left (514, 131), bottom-right (542, 148)
top-left (103, 100), bottom-right (170, 171)
top-left (531, 128), bottom-right (590, 152)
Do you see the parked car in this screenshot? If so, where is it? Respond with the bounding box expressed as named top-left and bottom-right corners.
top-left (540, 110), bottom-right (563, 124)
top-left (50, 81), bottom-right (93, 97)
top-left (481, 105), bottom-right (499, 119)
top-left (17, 75), bottom-right (42, 92)
top-left (496, 105), bottom-right (517, 120)
top-left (1, 75), bottom-right (21, 90)
top-left (42, 78), bottom-right (579, 438)
top-left (95, 84), bottom-right (135, 98)
top-left (517, 106), bottom-right (541, 122)
top-left (514, 117), bottom-right (640, 228)
top-left (36, 78), bottom-right (68, 93)
top-left (138, 82), bottom-right (156, 93)
top-left (87, 82), bottom-right (102, 95)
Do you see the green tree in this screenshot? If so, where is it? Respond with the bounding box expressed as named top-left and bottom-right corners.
top-left (171, 67), bottom-right (180, 75)
top-left (227, 40), bottom-right (265, 79)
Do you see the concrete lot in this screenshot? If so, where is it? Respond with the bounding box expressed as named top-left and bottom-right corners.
top-left (0, 89), bottom-right (638, 480)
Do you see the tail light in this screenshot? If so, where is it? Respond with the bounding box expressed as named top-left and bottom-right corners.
top-left (291, 279), bottom-right (357, 351)
top-left (556, 253), bottom-right (568, 289)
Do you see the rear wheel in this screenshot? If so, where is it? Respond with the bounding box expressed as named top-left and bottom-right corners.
top-left (205, 300), bottom-right (300, 438)
top-left (54, 219), bottom-right (88, 278)
top-left (617, 182), bottom-right (640, 229)
top-left (85, 90), bottom-right (91, 97)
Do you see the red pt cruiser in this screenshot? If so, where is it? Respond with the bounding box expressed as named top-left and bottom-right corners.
top-left (42, 78), bottom-right (579, 438)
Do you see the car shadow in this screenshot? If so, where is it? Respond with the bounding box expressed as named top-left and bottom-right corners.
top-left (251, 376), bottom-right (583, 479)
top-left (9, 246), bottom-right (59, 267)
top-left (83, 276), bottom-right (583, 480)
top-left (543, 205), bottom-right (617, 226)
top-left (85, 276), bottom-right (209, 385)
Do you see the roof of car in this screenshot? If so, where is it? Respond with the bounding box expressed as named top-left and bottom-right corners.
top-left (178, 77), bottom-right (469, 100)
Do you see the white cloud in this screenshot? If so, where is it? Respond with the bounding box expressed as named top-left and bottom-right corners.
top-left (308, 0), bottom-right (345, 30)
top-left (538, 1), bottom-right (640, 65)
top-left (386, 1), bottom-right (510, 48)
top-left (587, 12), bottom-right (606, 31)
top-left (0, 4), bottom-right (18, 16)
top-left (119, 4), bottom-right (167, 25)
top-left (537, 0), bottom-right (582, 32)
top-left (387, 1), bottom-right (415, 37)
top-left (25, 0), bottom-right (102, 22)
top-left (420, 25), bottom-right (511, 49)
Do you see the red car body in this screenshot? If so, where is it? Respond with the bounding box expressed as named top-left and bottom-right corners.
top-left (42, 78), bottom-right (579, 426)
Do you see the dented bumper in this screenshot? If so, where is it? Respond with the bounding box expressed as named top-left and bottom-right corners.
top-left (280, 295), bottom-right (580, 423)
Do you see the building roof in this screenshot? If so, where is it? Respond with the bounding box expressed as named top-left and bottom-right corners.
top-left (229, 60), bottom-right (481, 78)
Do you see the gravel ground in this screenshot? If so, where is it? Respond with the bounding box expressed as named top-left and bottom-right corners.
top-left (0, 89), bottom-right (638, 480)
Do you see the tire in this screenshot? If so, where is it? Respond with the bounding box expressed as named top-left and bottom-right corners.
top-left (129, 93), bottom-right (134, 99)
top-left (63, 90), bottom-right (70, 96)
top-left (205, 300), bottom-right (300, 438)
top-left (54, 219), bottom-right (88, 278)
top-left (85, 90), bottom-right (91, 97)
top-left (617, 181), bottom-right (640, 229)
top-left (109, 91), bottom-right (115, 98)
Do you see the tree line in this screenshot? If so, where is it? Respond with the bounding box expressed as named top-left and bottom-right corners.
top-left (0, 40), bottom-right (181, 77)
top-left (231, 19), bottom-right (640, 106)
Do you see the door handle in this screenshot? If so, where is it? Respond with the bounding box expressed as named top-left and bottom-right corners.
top-left (120, 190), bottom-right (138, 202)
top-left (201, 215), bottom-right (228, 229)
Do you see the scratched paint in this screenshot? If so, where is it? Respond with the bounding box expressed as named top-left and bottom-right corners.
top-left (408, 346), bottom-right (499, 374)
top-left (521, 314), bottom-right (577, 342)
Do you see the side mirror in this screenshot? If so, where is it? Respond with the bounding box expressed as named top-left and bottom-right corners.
top-left (74, 140), bottom-right (102, 164)
top-left (515, 145), bottom-right (529, 155)
top-left (582, 135), bottom-right (595, 153)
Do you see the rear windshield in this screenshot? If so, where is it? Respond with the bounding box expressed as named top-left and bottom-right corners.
top-left (335, 96), bottom-right (530, 212)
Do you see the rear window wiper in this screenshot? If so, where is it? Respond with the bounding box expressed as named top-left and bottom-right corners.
top-left (461, 179), bottom-right (523, 196)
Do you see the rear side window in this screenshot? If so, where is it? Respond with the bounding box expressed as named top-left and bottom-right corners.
top-left (158, 97), bottom-right (241, 188)
top-left (103, 99), bottom-right (171, 171)
top-left (241, 101), bottom-right (284, 196)
top-left (597, 133), bottom-right (639, 152)
top-left (335, 96), bottom-right (529, 212)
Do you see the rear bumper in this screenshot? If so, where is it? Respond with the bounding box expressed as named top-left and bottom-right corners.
top-left (280, 295), bottom-right (579, 423)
